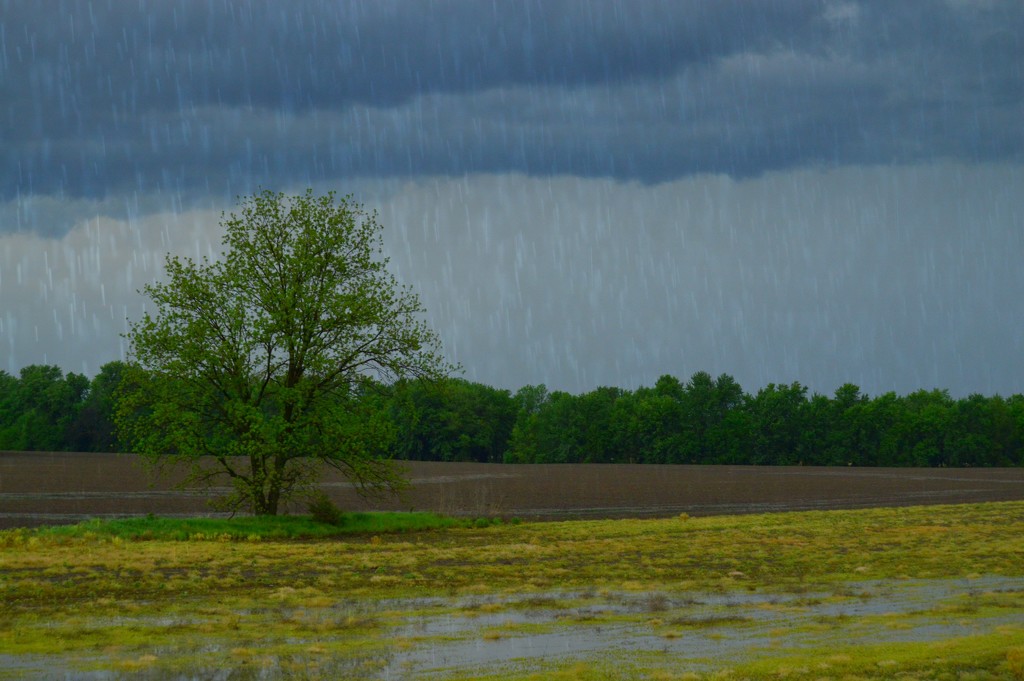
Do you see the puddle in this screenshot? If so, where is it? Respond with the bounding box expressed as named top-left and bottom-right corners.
top-left (7, 577), bottom-right (1023, 679)
top-left (378, 576), bottom-right (1024, 678)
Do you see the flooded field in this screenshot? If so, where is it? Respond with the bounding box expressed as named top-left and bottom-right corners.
top-left (378, 577), bottom-right (1024, 679)
top-left (3, 499), bottom-right (1023, 679)
top-left (2, 451), bottom-right (1024, 528)
top-left (6, 577), bottom-right (1024, 679)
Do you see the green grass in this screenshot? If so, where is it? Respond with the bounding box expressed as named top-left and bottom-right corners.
top-left (442, 631), bottom-right (1024, 681)
top-left (23, 511), bottom-right (504, 542)
top-left (1, 502), bottom-right (1022, 679)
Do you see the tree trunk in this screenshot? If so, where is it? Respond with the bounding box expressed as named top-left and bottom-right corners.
top-left (263, 454), bottom-right (286, 516)
top-left (248, 468), bottom-right (279, 516)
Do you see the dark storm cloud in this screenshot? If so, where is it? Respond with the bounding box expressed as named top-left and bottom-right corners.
top-left (1, 0), bottom-right (1022, 216)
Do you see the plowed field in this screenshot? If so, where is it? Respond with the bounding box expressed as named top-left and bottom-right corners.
top-left (2, 451), bottom-right (1023, 528)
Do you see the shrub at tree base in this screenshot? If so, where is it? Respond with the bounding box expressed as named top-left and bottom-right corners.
top-left (307, 492), bottom-right (346, 526)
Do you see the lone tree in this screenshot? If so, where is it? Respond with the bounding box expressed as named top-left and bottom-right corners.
top-left (117, 190), bottom-right (453, 514)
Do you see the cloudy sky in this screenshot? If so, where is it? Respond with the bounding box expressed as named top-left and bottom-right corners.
top-left (1, 0), bottom-right (1022, 397)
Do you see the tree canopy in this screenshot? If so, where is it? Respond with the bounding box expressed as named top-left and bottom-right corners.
top-left (116, 190), bottom-right (453, 514)
top-left (5, 365), bottom-right (1024, 471)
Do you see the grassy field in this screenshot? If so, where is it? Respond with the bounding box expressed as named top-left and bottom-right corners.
top-left (1, 502), bottom-right (1023, 679)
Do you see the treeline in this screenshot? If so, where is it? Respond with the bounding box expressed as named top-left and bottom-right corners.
top-left (0, 363), bottom-right (124, 452)
top-left (3, 363), bottom-right (1023, 467)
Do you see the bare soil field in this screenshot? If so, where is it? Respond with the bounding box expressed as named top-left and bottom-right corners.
top-left (1, 451), bottom-right (1023, 528)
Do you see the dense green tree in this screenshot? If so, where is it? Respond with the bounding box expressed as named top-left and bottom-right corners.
top-left (67, 361), bottom-right (128, 452)
top-left (389, 378), bottom-right (515, 463)
top-left (0, 370), bottom-right (20, 448)
top-left (676, 372), bottom-right (745, 463)
top-left (886, 390), bottom-right (953, 466)
top-left (0, 365), bottom-right (87, 451)
top-left (706, 373), bottom-right (747, 462)
top-left (746, 382), bottom-right (809, 465)
top-left (608, 386), bottom-right (685, 464)
top-left (505, 385), bottom-right (550, 463)
top-left (866, 392), bottom-right (904, 466)
top-left (1007, 396), bottom-right (1024, 465)
top-left (654, 374), bottom-right (685, 401)
top-left (507, 389), bottom-right (583, 463)
top-left (574, 386), bottom-right (625, 463)
top-left (812, 384), bottom-right (870, 465)
top-left (117, 190), bottom-right (452, 515)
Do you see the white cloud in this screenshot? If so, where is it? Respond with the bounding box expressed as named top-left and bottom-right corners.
top-left (0, 208), bottom-right (223, 376)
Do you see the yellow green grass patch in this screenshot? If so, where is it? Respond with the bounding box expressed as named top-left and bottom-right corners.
top-left (0, 502), bottom-right (1022, 678)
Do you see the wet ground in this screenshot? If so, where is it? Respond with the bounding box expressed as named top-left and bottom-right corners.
top-left (2, 452), bottom-right (1024, 528)
top-left (3, 455), bottom-right (1023, 678)
top-left (380, 576), bottom-right (1024, 679)
top-left (4, 577), bottom-right (1022, 679)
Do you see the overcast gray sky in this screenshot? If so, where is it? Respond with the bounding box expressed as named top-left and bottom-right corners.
top-left (1, 0), bottom-right (1022, 397)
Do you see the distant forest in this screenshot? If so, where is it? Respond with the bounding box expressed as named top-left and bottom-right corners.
top-left (2, 362), bottom-right (1023, 467)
